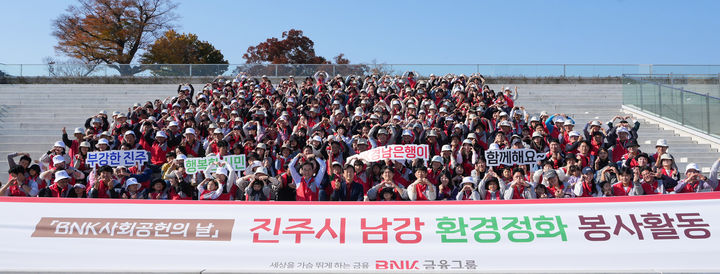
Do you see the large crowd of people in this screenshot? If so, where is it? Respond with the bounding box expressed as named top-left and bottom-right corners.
top-left (3, 71), bottom-right (720, 201)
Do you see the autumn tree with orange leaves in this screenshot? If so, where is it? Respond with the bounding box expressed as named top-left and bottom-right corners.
top-left (239, 29), bottom-right (357, 76)
top-left (243, 29), bottom-right (351, 65)
top-left (52, 0), bottom-right (178, 76)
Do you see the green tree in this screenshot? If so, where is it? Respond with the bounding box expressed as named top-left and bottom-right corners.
top-left (141, 29), bottom-right (228, 76)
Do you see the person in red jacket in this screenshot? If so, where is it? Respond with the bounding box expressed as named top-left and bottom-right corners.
top-left (44, 170), bottom-right (73, 198)
top-left (144, 130), bottom-right (179, 166)
top-left (0, 166), bottom-right (39, 197)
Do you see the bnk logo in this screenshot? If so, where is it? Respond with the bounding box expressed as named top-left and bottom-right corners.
top-left (376, 260), bottom-right (420, 270)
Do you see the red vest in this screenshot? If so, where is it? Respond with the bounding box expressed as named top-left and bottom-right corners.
top-left (296, 177), bottom-right (318, 201)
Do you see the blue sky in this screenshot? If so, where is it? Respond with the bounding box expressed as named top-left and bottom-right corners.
top-left (1, 0), bottom-right (719, 64)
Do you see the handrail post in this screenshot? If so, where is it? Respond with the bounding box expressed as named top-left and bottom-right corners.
top-left (680, 89), bottom-right (685, 125)
top-left (20, 64), bottom-right (23, 77)
top-left (658, 85), bottom-right (662, 117)
top-left (706, 93), bottom-right (711, 134)
top-left (563, 64), bottom-right (566, 78)
top-left (189, 65), bottom-right (192, 77)
top-left (639, 83), bottom-right (644, 110)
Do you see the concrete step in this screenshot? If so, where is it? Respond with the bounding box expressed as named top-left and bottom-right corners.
top-left (0, 122), bottom-right (99, 129)
top-left (0, 135), bottom-right (61, 143)
top-left (0, 129), bottom-right (84, 135)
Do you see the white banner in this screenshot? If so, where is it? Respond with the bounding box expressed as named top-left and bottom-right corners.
top-left (0, 193), bottom-right (719, 272)
top-left (351, 144), bottom-right (429, 163)
top-left (485, 148), bottom-right (546, 167)
top-left (185, 154), bottom-right (246, 174)
top-left (86, 150), bottom-right (149, 167)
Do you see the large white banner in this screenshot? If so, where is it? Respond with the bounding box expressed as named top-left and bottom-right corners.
top-left (0, 193), bottom-right (719, 272)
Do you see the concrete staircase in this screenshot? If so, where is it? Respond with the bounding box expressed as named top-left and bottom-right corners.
top-left (0, 84), bottom-right (179, 180)
top-left (513, 84), bottom-right (720, 175)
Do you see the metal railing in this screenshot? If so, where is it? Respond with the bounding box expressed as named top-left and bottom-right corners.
top-left (623, 74), bottom-right (720, 137)
top-left (3, 63), bottom-right (720, 78)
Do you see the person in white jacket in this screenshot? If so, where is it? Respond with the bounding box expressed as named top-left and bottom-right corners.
top-left (455, 177), bottom-right (481, 200)
top-left (408, 166), bottom-right (437, 201)
top-left (477, 170), bottom-right (506, 200)
top-left (504, 168), bottom-right (536, 199)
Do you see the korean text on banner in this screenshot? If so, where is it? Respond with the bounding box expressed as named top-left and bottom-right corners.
top-left (86, 150), bottom-right (149, 167)
top-left (484, 148), bottom-right (546, 167)
top-left (185, 155), bottom-right (246, 174)
top-left (351, 144), bottom-right (429, 163)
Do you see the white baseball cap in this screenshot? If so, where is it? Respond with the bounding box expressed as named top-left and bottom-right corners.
top-left (124, 178), bottom-right (140, 189)
top-left (96, 138), bottom-right (110, 146)
top-left (431, 155), bottom-right (444, 164)
top-left (54, 170), bottom-right (71, 183)
top-left (656, 139), bottom-right (668, 147)
top-left (54, 141), bottom-right (66, 148)
top-left (685, 163), bottom-right (700, 173)
top-left (461, 176), bottom-right (477, 187)
top-left (155, 131), bottom-right (168, 139)
top-left (184, 128), bottom-right (196, 136)
top-left (215, 167), bottom-right (229, 177)
top-left (52, 155), bottom-right (66, 165)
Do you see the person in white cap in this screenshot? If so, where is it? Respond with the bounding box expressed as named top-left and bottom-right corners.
top-left (84, 111), bottom-right (109, 133)
top-left (68, 183), bottom-right (88, 198)
top-left (477, 169), bottom-right (506, 200)
top-left (60, 127), bottom-right (86, 159)
top-left (674, 163), bottom-right (713, 193)
top-left (180, 128), bottom-right (203, 157)
top-left (369, 125), bottom-right (397, 148)
top-left (457, 139), bottom-right (477, 175)
top-left (39, 155), bottom-right (85, 183)
top-left (120, 178), bottom-right (145, 199)
top-left (42, 170), bottom-right (73, 197)
top-left (200, 160), bottom-right (238, 200)
top-left (143, 129), bottom-right (179, 166)
top-left (244, 167), bottom-right (278, 201)
top-left (454, 176), bottom-right (480, 200)
top-left (655, 154), bottom-right (680, 181)
top-left (120, 130), bottom-right (141, 150)
top-left (543, 114), bottom-right (573, 140)
top-left (72, 141), bottom-right (92, 172)
top-left (39, 141), bottom-right (71, 167)
top-left (650, 139), bottom-right (676, 170)
top-left (607, 126), bottom-right (633, 163)
top-left (95, 138), bottom-right (111, 151)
